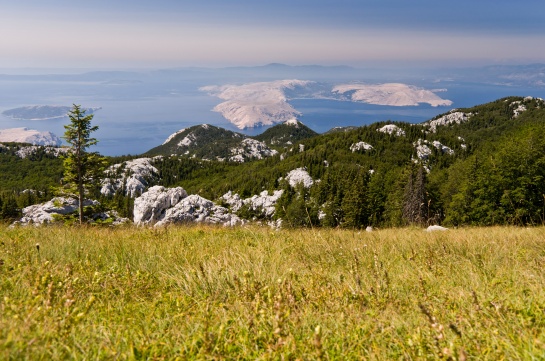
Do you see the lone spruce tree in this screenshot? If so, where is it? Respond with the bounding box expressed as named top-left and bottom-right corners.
top-left (62, 104), bottom-right (105, 224)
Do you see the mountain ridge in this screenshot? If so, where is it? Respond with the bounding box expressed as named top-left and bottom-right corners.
top-left (2, 95), bottom-right (545, 228)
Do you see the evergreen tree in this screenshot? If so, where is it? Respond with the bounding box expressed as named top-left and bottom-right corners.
top-left (402, 165), bottom-right (428, 226)
top-left (341, 169), bottom-right (369, 229)
top-left (61, 104), bottom-right (106, 224)
top-left (1, 195), bottom-right (19, 221)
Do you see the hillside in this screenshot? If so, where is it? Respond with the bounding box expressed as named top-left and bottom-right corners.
top-left (253, 119), bottom-right (318, 147)
top-left (144, 124), bottom-right (278, 162)
top-left (148, 96), bottom-right (545, 227)
top-left (2, 96), bottom-right (545, 227)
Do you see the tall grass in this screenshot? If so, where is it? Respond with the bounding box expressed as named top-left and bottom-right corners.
top-left (1, 225), bottom-right (544, 359)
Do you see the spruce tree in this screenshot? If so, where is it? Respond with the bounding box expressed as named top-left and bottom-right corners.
top-left (61, 104), bottom-right (106, 224)
top-left (402, 166), bottom-right (428, 226)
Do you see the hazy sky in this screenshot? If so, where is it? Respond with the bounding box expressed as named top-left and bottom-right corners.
top-left (1, 0), bottom-right (544, 68)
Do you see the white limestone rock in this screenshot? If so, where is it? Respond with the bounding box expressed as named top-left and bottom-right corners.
top-left (432, 140), bottom-right (454, 155)
top-left (377, 124), bottom-right (406, 137)
top-left (221, 189), bottom-right (284, 218)
top-left (350, 141), bottom-right (374, 152)
top-left (427, 111), bottom-right (471, 133)
top-left (101, 158), bottom-right (160, 198)
top-left (155, 194), bottom-right (240, 227)
top-left (414, 139), bottom-right (454, 160)
top-left (414, 139), bottom-right (432, 160)
top-left (221, 191), bottom-right (244, 212)
top-left (510, 101), bottom-right (527, 118)
top-left (228, 138), bottom-right (278, 162)
top-left (162, 129), bottom-right (186, 145)
top-left (246, 190), bottom-right (284, 217)
top-left (134, 186), bottom-right (240, 227)
top-left (12, 197), bottom-right (122, 226)
top-left (133, 186), bottom-right (188, 225)
top-left (285, 168), bottom-right (314, 188)
top-left (426, 225), bottom-right (449, 232)
top-left (13, 145), bottom-right (70, 159)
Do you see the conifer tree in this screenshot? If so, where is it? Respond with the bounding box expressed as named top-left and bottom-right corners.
top-left (61, 104), bottom-right (106, 224)
top-left (0, 195), bottom-right (19, 220)
top-left (402, 165), bottom-right (428, 226)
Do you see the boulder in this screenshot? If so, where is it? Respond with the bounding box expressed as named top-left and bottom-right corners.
top-left (134, 186), bottom-right (240, 227)
top-left (156, 195), bottom-right (240, 227)
top-left (426, 225), bottom-right (449, 232)
top-left (133, 186), bottom-right (188, 225)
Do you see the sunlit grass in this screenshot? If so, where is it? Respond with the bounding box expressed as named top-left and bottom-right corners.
top-left (1, 225), bottom-right (544, 359)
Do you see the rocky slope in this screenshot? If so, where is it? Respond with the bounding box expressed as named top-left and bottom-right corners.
top-left (145, 124), bottom-right (277, 162)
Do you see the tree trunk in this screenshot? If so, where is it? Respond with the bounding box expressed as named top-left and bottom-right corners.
top-left (78, 182), bottom-right (84, 225)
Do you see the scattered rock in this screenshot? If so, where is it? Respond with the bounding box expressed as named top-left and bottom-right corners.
top-left (426, 225), bottom-right (449, 232)
top-left (427, 111), bottom-right (471, 133)
top-left (228, 138), bottom-right (278, 162)
top-left (221, 190), bottom-right (284, 217)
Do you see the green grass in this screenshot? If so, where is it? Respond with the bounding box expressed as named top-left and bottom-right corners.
top-left (1, 225), bottom-right (544, 360)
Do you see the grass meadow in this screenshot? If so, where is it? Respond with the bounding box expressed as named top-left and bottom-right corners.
top-left (1, 225), bottom-right (544, 360)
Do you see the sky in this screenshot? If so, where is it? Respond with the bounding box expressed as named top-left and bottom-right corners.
top-left (1, 0), bottom-right (544, 69)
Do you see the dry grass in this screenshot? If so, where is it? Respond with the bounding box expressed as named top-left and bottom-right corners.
top-left (1, 224), bottom-right (544, 360)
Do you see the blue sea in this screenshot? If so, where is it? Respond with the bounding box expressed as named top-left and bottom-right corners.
top-left (0, 75), bottom-right (543, 156)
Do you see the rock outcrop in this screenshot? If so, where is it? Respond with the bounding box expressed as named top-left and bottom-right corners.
top-left (221, 189), bottom-right (284, 217)
top-left (13, 197), bottom-right (128, 226)
top-left (101, 158), bottom-right (160, 197)
top-left (133, 186), bottom-right (240, 226)
top-left (350, 141), bottom-right (374, 152)
top-left (285, 168), bottom-right (314, 188)
top-left (377, 124), bottom-right (406, 137)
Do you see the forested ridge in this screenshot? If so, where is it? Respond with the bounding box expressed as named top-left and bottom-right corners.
top-left (1, 96), bottom-right (544, 227)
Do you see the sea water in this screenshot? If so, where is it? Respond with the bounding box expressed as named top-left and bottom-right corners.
top-left (0, 77), bottom-right (543, 156)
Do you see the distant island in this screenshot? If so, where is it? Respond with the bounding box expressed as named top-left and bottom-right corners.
top-left (200, 80), bottom-right (452, 129)
top-left (2, 105), bottom-right (101, 121)
top-left (0, 127), bottom-right (62, 146)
